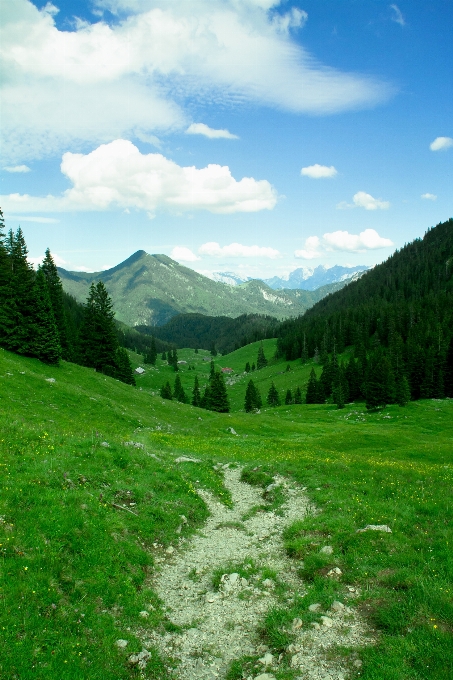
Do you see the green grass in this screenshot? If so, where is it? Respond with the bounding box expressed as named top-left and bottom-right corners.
top-left (1, 344), bottom-right (452, 679)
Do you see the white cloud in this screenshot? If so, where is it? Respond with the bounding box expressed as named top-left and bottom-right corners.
top-left (301, 164), bottom-right (337, 179)
top-left (186, 123), bottom-right (238, 139)
top-left (390, 4), bottom-right (405, 26)
top-left (7, 215), bottom-right (60, 223)
top-left (337, 191), bottom-right (390, 210)
top-left (421, 193), bottom-right (437, 201)
top-left (1, 0), bottom-right (392, 162)
top-left (199, 242), bottom-right (281, 258)
top-left (295, 229), bottom-right (393, 258)
top-left (430, 136), bottom-right (453, 151)
top-left (4, 165), bottom-right (31, 173)
top-left (272, 8), bottom-right (308, 33)
top-left (1, 140), bottom-right (277, 215)
top-left (28, 250), bottom-right (66, 269)
top-left (171, 246), bottom-right (200, 262)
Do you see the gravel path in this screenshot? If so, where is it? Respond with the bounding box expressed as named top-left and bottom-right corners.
top-left (138, 465), bottom-right (374, 680)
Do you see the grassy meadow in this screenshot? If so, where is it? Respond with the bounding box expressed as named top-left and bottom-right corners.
top-left (1, 341), bottom-right (452, 679)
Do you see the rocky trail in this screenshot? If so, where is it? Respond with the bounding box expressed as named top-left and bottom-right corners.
top-left (136, 465), bottom-right (375, 680)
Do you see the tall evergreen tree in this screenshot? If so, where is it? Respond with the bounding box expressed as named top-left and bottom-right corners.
top-left (267, 382), bottom-right (280, 407)
top-left (306, 368), bottom-right (319, 404)
top-left (365, 350), bottom-right (392, 410)
top-left (0, 209), bottom-right (11, 344)
top-left (294, 386), bottom-right (302, 404)
top-left (162, 351), bottom-right (167, 361)
top-left (200, 383), bottom-right (212, 409)
top-left (245, 361), bottom-right (251, 373)
top-left (192, 375), bottom-right (201, 407)
top-left (115, 347), bottom-right (136, 385)
top-left (160, 381), bottom-right (172, 399)
top-left (396, 374), bottom-right (411, 406)
top-left (285, 389), bottom-right (293, 405)
top-left (40, 248), bottom-right (70, 360)
top-left (4, 228), bottom-right (36, 355)
top-left (209, 360), bottom-right (215, 379)
top-left (210, 371), bottom-right (230, 412)
top-left (256, 343), bottom-right (268, 369)
top-left (81, 281), bottom-right (118, 374)
top-left (244, 379), bottom-right (262, 412)
top-left (32, 269), bottom-right (62, 365)
top-left (174, 375), bottom-right (187, 403)
top-left (444, 337), bottom-right (453, 398)
top-left (145, 336), bottom-right (157, 365)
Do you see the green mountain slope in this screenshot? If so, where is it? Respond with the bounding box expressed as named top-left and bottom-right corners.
top-left (58, 251), bottom-right (345, 327)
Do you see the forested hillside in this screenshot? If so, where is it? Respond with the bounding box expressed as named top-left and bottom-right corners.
top-left (276, 218), bottom-right (453, 406)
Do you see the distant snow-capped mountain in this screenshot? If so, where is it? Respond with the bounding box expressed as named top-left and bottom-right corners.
top-left (210, 264), bottom-right (369, 290)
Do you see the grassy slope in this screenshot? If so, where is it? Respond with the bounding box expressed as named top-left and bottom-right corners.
top-left (1, 346), bottom-right (452, 679)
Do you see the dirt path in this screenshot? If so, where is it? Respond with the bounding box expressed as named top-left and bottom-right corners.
top-left (139, 465), bottom-right (374, 680)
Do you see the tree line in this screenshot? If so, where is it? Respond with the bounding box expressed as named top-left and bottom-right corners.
top-left (0, 212), bottom-right (134, 384)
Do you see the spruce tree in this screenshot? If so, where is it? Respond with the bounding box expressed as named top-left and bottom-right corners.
top-left (365, 351), bottom-right (388, 410)
top-left (160, 381), bottom-right (172, 399)
top-left (115, 347), bottom-right (136, 385)
top-left (245, 362), bottom-right (251, 373)
top-left (200, 384), bottom-right (212, 409)
top-left (145, 336), bottom-right (157, 365)
top-left (4, 228), bottom-right (36, 355)
top-left (396, 374), bottom-right (411, 406)
top-left (172, 348), bottom-right (179, 371)
top-left (174, 375), bottom-right (187, 403)
top-left (267, 382), bottom-right (280, 407)
top-left (444, 337), bottom-right (453, 398)
top-left (251, 362), bottom-right (256, 372)
top-left (40, 248), bottom-right (70, 360)
top-left (210, 360), bottom-right (215, 379)
top-left (244, 379), bottom-right (262, 412)
top-left (32, 269), bottom-right (62, 365)
top-left (306, 368), bottom-right (319, 404)
top-left (192, 375), bottom-right (201, 407)
top-left (0, 209), bottom-right (11, 345)
top-left (210, 342), bottom-right (217, 357)
top-left (162, 351), bottom-right (167, 361)
top-left (81, 281), bottom-right (118, 374)
top-left (256, 344), bottom-right (268, 369)
top-left (285, 389), bottom-right (293, 405)
top-left (210, 371), bottom-right (230, 412)
top-left (294, 386), bottom-right (302, 404)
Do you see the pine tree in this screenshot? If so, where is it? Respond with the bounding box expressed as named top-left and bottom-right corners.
top-left (445, 337), bottom-right (453, 398)
top-left (145, 336), bottom-right (157, 365)
top-left (210, 360), bottom-right (215, 379)
top-left (294, 386), bottom-right (302, 404)
top-left (251, 362), bottom-right (256, 372)
top-left (396, 374), bottom-right (411, 406)
top-left (174, 375), bottom-right (187, 403)
top-left (244, 379), bottom-right (262, 412)
top-left (195, 348), bottom-right (199, 354)
top-left (162, 351), bottom-right (167, 361)
top-left (210, 342), bottom-right (217, 357)
top-left (81, 281), bottom-right (118, 374)
top-left (0, 209), bottom-right (11, 345)
top-left (4, 228), bottom-right (36, 355)
top-left (172, 348), bottom-right (179, 371)
top-left (245, 362), bottom-right (251, 373)
top-left (267, 382), bottom-right (280, 407)
top-left (285, 389), bottom-right (293, 405)
top-left (160, 381), bottom-right (172, 399)
top-left (200, 384), bottom-right (211, 409)
top-left (115, 347), bottom-right (136, 385)
top-left (365, 351), bottom-right (389, 410)
top-left (306, 368), bottom-right (319, 404)
top-left (192, 375), bottom-right (201, 407)
top-left (40, 248), bottom-right (71, 360)
top-left (257, 344), bottom-right (268, 369)
top-left (210, 371), bottom-right (230, 412)
top-left (32, 269), bottom-right (62, 365)
top-left (333, 382), bottom-right (345, 409)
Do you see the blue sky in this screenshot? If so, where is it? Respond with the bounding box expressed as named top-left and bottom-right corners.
top-left (1, 0), bottom-right (452, 278)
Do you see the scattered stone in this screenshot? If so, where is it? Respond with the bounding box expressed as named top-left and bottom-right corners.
top-left (100, 441), bottom-right (109, 447)
top-left (258, 652), bottom-right (274, 666)
top-left (353, 659), bottom-right (363, 668)
top-left (124, 441), bottom-right (144, 449)
top-left (254, 674), bottom-right (276, 680)
top-left (331, 601), bottom-right (345, 612)
top-left (311, 622), bottom-right (321, 630)
top-left (135, 366), bottom-right (145, 374)
top-left (309, 603), bottom-right (321, 612)
top-left (320, 616), bottom-right (333, 628)
top-left (227, 427), bottom-right (238, 435)
top-left (327, 567), bottom-right (342, 578)
top-left (287, 644), bottom-right (300, 654)
top-left (175, 456), bottom-right (201, 463)
top-left (292, 617), bottom-right (303, 631)
top-left (128, 649), bottom-right (151, 669)
top-left (357, 524), bottom-right (392, 533)
top-left (180, 515), bottom-right (188, 524)
top-left (139, 610), bottom-right (149, 618)
top-left (166, 546), bottom-right (175, 555)
top-left (115, 639), bottom-right (128, 649)
top-left (320, 545), bottom-right (333, 555)
top-left (45, 378), bottom-right (55, 383)
top-left (262, 578), bottom-right (274, 588)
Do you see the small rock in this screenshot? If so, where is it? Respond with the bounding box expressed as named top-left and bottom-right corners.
top-left (128, 649), bottom-right (151, 669)
top-left (357, 524), bottom-right (392, 533)
top-left (227, 427), bottom-right (238, 435)
top-left (287, 644), bottom-right (300, 654)
top-left (327, 567), bottom-right (342, 578)
top-left (320, 616), bottom-right (333, 628)
top-left (320, 545), bottom-right (333, 555)
top-left (100, 441), bottom-right (109, 447)
top-left (180, 515), bottom-right (188, 524)
top-left (331, 601), bottom-right (345, 612)
top-left (229, 572), bottom-right (240, 585)
top-left (262, 578), bottom-right (274, 588)
top-left (241, 577), bottom-right (249, 587)
top-left (265, 483), bottom-right (278, 492)
top-left (258, 652), bottom-right (274, 666)
top-left (291, 617), bottom-right (303, 631)
top-left (166, 546), bottom-right (175, 555)
top-left (139, 610), bottom-right (149, 618)
top-left (353, 659), bottom-right (363, 668)
top-left (309, 603), bottom-right (321, 612)
top-left (175, 456), bottom-right (201, 463)
top-left (45, 377), bottom-right (55, 383)
top-left (311, 622), bottom-right (320, 630)
top-left (115, 639), bottom-right (128, 649)
top-left (254, 674), bottom-right (276, 680)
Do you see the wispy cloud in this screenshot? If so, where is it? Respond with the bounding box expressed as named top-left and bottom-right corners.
top-left (301, 164), bottom-right (337, 179)
top-left (171, 246), bottom-right (200, 262)
top-left (390, 4), bottom-right (405, 27)
top-left (4, 165), bottom-right (31, 173)
top-left (295, 229), bottom-right (393, 258)
top-left (186, 123), bottom-right (238, 140)
top-left (430, 136), bottom-right (453, 151)
top-left (1, 140), bottom-right (277, 216)
top-left (337, 191), bottom-right (390, 211)
top-left (199, 242), bottom-right (281, 258)
top-left (421, 193), bottom-right (437, 201)
top-left (8, 215), bottom-right (59, 223)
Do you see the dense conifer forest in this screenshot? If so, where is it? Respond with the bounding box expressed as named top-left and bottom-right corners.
top-left (276, 218), bottom-right (453, 407)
